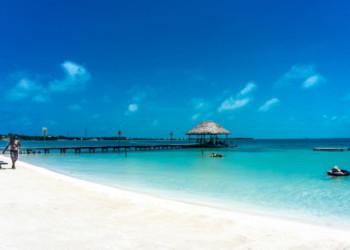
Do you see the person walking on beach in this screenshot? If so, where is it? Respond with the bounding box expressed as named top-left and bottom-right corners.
top-left (2, 136), bottom-right (21, 169)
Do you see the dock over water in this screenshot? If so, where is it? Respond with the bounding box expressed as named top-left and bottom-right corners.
top-left (2, 144), bottom-right (200, 154)
top-left (313, 147), bottom-right (350, 151)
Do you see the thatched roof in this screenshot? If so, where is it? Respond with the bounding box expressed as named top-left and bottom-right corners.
top-left (186, 121), bottom-right (231, 135)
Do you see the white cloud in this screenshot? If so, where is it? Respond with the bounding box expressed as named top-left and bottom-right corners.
top-left (322, 114), bottom-right (350, 126)
top-left (277, 64), bottom-right (325, 88)
top-left (217, 82), bottom-right (257, 113)
top-left (258, 98), bottom-right (279, 112)
top-left (50, 61), bottom-right (90, 92)
top-left (189, 98), bottom-right (212, 121)
top-left (6, 89), bottom-right (28, 101)
top-left (321, 114), bottom-right (348, 126)
top-left (17, 79), bottom-right (37, 90)
top-left (62, 61), bottom-right (87, 77)
top-left (191, 98), bottom-right (210, 111)
top-left (323, 115), bottom-right (337, 121)
top-left (4, 61), bottom-right (90, 103)
top-left (218, 98), bottom-right (250, 112)
top-left (6, 78), bottom-right (42, 101)
top-left (239, 82), bottom-right (256, 95)
top-left (284, 64), bottom-right (316, 80)
top-left (69, 104), bottom-right (82, 111)
top-left (194, 102), bottom-right (204, 110)
top-left (125, 86), bottom-right (155, 115)
top-left (191, 113), bottom-right (200, 120)
top-left (128, 86), bottom-right (156, 103)
top-left (303, 74), bottom-right (326, 88)
top-left (128, 104), bottom-right (138, 112)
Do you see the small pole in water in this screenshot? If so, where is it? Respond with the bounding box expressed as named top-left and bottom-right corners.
top-left (125, 139), bottom-right (128, 157)
top-left (117, 130), bottom-right (122, 147)
top-left (201, 135), bottom-right (204, 157)
top-left (169, 131), bottom-right (174, 148)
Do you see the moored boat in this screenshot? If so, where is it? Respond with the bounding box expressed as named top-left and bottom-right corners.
top-left (327, 166), bottom-right (349, 176)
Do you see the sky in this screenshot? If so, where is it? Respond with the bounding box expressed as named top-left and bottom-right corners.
top-left (1, 0), bottom-right (350, 138)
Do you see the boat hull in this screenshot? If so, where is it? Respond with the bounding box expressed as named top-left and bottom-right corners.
top-left (327, 170), bottom-right (350, 176)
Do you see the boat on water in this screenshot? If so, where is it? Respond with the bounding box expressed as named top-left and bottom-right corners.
top-left (327, 166), bottom-right (350, 176)
top-left (210, 153), bottom-right (224, 158)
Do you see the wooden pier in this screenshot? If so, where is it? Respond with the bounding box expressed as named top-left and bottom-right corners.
top-left (313, 147), bottom-right (350, 151)
top-left (3, 144), bottom-right (200, 154)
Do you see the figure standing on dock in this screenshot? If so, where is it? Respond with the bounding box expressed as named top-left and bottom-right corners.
top-left (2, 136), bottom-right (21, 169)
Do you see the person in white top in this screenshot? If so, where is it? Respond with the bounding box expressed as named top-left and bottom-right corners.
top-left (2, 136), bottom-right (21, 169)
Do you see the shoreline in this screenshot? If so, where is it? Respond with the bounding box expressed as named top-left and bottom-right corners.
top-left (21, 156), bottom-right (350, 232)
top-left (14, 154), bottom-right (350, 232)
top-left (1, 155), bottom-right (350, 249)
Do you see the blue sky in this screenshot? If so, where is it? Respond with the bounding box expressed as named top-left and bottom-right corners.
top-left (1, 0), bottom-right (350, 138)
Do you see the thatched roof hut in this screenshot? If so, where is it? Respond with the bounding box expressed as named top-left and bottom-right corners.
top-left (186, 121), bottom-right (231, 135)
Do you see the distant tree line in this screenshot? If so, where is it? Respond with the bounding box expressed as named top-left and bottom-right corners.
top-left (0, 134), bottom-right (128, 141)
top-left (0, 134), bottom-right (253, 141)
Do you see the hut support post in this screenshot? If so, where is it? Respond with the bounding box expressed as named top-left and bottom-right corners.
top-left (201, 135), bottom-right (204, 157)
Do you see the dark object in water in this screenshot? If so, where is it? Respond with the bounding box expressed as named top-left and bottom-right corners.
top-left (211, 153), bottom-right (224, 158)
top-left (327, 169), bottom-right (350, 177)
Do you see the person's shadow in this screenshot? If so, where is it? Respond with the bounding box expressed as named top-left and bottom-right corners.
top-left (0, 162), bottom-right (13, 170)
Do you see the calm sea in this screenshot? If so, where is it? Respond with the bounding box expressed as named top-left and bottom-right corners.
top-left (3, 139), bottom-right (350, 228)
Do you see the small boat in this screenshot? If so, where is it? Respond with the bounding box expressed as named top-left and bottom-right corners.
top-left (327, 166), bottom-right (350, 176)
top-left (210, 153), bottom-right (224, 158)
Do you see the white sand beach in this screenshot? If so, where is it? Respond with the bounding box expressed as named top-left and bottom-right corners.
top-left (1, 155), bottom-right (350, 250)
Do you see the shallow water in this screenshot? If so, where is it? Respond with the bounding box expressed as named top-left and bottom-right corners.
top-left (10, 139), bottom-right (350, 228)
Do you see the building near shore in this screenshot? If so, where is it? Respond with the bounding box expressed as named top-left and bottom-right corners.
top-left (186, 121), bottom-right (231, 147)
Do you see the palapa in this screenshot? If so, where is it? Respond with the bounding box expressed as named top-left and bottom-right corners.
top-left (186, 121), bottom-right (231, 135)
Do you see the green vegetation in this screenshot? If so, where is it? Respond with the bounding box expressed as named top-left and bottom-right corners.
top-left (0, 134), bottom-right (127, 141)
top-left (0, 134), bottom-right (253, 141)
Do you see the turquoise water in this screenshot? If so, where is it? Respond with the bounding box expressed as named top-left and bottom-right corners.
top-left (14, 139), bottom-right (350, 228)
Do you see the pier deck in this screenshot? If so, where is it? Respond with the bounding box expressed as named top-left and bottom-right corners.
top-left (313, 147), bottom-right (350, 151)
top-left (1, 144), bottom-right (201, 154)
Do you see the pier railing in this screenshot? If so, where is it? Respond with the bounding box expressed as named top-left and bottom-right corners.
top-left (313, 147), bottom-right (350, 151)
top-left (1, 144), bottom-right (200, 154)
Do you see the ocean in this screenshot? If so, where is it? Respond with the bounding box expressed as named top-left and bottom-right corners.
top-left (3, 139), bottom-right (350, 228)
